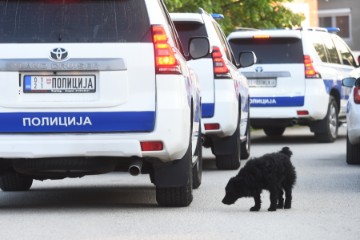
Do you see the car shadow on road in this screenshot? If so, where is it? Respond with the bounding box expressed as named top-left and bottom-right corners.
top-left (0, 185), bottom-right (160, 210)
top-left (251, 130), bottom-right (346, 145)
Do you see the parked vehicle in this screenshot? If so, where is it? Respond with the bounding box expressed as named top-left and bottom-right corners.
top-left (0, 0), bottom-right (210, 207)
top-left (228, 28), bottom-right (357, 142)
top-left (342, 73), bottom-right (360, 164)
top-left (170, 9), bottom-right (256, 170)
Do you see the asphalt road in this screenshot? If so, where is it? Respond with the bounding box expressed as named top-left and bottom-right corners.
top-left (0, 126), bottom-right (359, 240)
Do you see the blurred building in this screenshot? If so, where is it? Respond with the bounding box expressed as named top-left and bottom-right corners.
top-left (318, 0), bottom-right (360, 51)
top-left (285, 0), bottom-right (318, 27)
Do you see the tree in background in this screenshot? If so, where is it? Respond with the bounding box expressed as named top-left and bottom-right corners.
top-left (164, 0), bottom-right (305, 34)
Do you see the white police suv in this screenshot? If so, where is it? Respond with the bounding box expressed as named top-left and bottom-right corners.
top-left (342, 73), bottom-right (360, 164)
top-left (0, 0), bottom-right (210, 207)
top-left (228, 28), bottom-right (357, 142)
top-left (171, 9), bottom-right (256, 169)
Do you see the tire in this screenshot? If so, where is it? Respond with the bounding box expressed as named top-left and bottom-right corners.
top-left (263, 127), bottom-right (286, 137)
top-left (215, 126), bottom-right (241, 170)
top-left (240, 116), bottom-right (251, 160)
top-left (192, 124), bottom-right (203, 189)
top-left (346, 134), bottom-right (360, 165)
top-left (156, 141), bottom-right (193, 207)
top-left (314, 96), bottom-right (338, 143)
top-left (0, 171), bottom-right (33, 191)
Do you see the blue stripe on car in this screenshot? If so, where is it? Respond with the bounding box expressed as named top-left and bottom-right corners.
top-left (250, 96), bottom-right (304, 107)
top-left (202, 103), bottom-right (215, 118)
top-left (0, 112), bottom-right (155, 133)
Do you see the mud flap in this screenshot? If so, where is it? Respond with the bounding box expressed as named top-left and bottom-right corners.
top-left (152, 150), bottom-right (191, 188)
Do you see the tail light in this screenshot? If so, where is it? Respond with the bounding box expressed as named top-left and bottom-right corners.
top-left (354, 87), bottom-right (360, 104)
top-left (151, 25), bottom-right (181, 74)
top-left (212, 46), bottom-right (231, 78)
top-left (304, 55), bottom-right (320, 78)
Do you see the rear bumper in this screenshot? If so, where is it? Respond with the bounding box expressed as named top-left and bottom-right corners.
top-left (250, 79), bottom-right (329, 124)
top-left (202, 80), bottom-right (238, 137)
top-left (0, 77), bottom-right (191, 162)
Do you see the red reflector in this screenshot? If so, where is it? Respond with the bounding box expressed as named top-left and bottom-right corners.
top-left (297, 110), bottom-right (309, 116)
top-left (141, 141), bottom-right (163, 151)
top-left (354, 87), bottom-right (360, 104)
top-left (204, 123), bottom-right (220, 130)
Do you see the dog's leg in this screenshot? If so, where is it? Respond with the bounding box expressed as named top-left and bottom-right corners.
top-left (284, 187), bottom-right (292, 209)
top-left (277, 189), bottom-right (284, 209)
top-left (250, 194), bottom-right (261, 211)
top-left (268, 189), bottom-right (278, 211)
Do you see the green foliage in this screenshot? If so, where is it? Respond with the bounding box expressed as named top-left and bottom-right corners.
top-left (164, 0), bottom-right (305, 34)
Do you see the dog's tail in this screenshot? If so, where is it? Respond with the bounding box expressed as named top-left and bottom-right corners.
top-left (280, 147), bottom-right (292, 158)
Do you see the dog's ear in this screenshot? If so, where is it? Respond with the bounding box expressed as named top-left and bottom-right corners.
top-left (280, 147), bottom-right (292, 157)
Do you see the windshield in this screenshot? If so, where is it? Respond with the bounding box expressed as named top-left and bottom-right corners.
top-left (229, 37), bottom-right (304, 64)
top-left (0, 0), bottom-right (151, 43)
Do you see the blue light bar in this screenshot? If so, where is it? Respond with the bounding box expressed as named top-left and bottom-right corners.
top-left (211, 13), bottom-right (224, 20)
top-left (326, 27), bottom-right (340, 33)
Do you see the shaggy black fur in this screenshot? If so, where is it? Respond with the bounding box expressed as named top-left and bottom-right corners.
top-left (222, 147), bottom-right (296, 211)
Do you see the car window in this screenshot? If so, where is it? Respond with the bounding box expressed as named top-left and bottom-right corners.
top-left (173, 21), bottom-right (208, 56)
top-left (0, 0), bottom-right (151, 43)
top-left (312, 35), bottom-right (328, 63)
top-left (332, 36), bottom-right (356, 66)
top-left (322, 36), bottom-right (341, 64)
top-left (229, 37), bottom-right (303, 64)
top-left (159, 4), bottom-right (185, 55)
top-left (212, 21), bottom-right (232, 61)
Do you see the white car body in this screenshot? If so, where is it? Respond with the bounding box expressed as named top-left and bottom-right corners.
top-left (228, 28), bottom-right (357, 142)
top-left (0, 0), bottom-right (208, 207)
top-left (171, 10), bottom-right (254, 169)
top-left (342, 70), bottom-right (360, 164)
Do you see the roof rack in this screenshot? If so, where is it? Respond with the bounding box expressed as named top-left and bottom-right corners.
top-left (296, 27), bottom-right (341, 34)
top-left (297, 27), bottom-right (328, 32)
top-left (198, 7), bottom-right (224, 20)
top-left (235, 27), bottom-right (259, 32)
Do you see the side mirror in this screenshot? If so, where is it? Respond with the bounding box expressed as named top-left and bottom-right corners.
top-left (189, 37), bottom-right (210, 60)
top-left (239, 51), bottom-right (256, 68)
top-left (356, 78), bottom-right (360, 87)
top-left (342, 77), bottom-right (357, 88)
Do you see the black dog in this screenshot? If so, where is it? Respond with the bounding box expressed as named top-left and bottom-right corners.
top-left (222, 147), bottom-right (296, 211)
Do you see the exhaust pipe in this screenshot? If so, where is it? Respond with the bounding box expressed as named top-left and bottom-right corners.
top-left (128, 159), bottom-right (143, 176)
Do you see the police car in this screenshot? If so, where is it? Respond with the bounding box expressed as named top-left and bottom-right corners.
top-left (228, 28), bottom-right (357, 142)
top-left (342, 73), bottom-right (360, 164)
top-left (171, 9), bottom-right (255, 170)
top-left (0, 0), bottom-right (209, 207)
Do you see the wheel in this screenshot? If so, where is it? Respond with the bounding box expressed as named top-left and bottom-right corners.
top-left (156, 141), bottom-right (193, 207)
top-left (263, 127), bottom-right (286, 137)
top-left (192, 124), bottom-right (203, 189)
top-left (314, 96), bottom-right (338, 143)
top-left (215, 126), bottom-right (241, 170)
top-left (240, 115), bottom-right (251, 160)
top-left (346, 134), bottom-right (360, 165)
top-left (0, 171), bottom-right (33, 191)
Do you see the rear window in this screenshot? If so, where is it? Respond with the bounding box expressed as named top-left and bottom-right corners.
top-left (229, 37), bottom-right (303, 64)
top-left (173, 21), bottom-right (208, 56)
top-left (0, 0), bottom-right (151, 43)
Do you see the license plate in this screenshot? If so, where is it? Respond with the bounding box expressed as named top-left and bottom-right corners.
top-left (248, 78), bottom-right (277, 88)
top-left (23, 75), bottom-right (96, 93)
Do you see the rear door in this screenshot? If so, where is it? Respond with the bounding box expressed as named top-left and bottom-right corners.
top-left (229, 34), bottom-right (305, 108)
top-left (172, 17), bottom-right (215, 118)
top-left (0, 0), bottom-right (156, 133)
